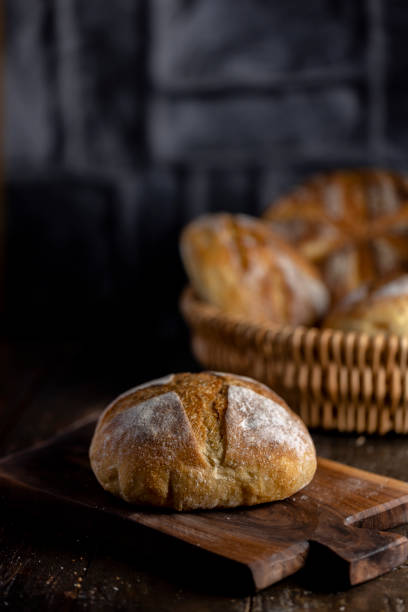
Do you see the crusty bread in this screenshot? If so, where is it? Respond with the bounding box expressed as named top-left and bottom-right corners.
top-left (323, 274), bottom-right (408, 336)
top-left (89, 372), bottom-right (316, 511)
top-left (180, 213), bottom-right (329, 326)
top-left (263, 169), bottom-right (408, 302)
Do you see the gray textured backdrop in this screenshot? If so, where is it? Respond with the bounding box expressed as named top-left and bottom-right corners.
top-left (5, 0), bottom-right (408, 341)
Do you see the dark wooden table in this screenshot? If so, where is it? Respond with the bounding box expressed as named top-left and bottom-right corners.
top-left (1, 340), bottom-right (408, 611)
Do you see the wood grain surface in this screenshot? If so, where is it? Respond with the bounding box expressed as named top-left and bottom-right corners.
top-left (1, 413), bottom-right (408, 593)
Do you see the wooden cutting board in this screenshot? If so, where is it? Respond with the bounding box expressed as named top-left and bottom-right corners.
top-left (1, 415), bottom-right (408, 592)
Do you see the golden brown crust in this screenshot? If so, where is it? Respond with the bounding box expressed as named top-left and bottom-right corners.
top-left (323, 273), bottom-right (408, 336)
top-left (89, 372), bottom-right (317, 511)
top-left (180, 213), bottom-right (329, 326)
top-left (263, 169), bottom-right (408, 302)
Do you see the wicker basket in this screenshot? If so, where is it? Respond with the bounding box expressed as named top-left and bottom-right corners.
top-left (180, 287), bottom-right (408, 434)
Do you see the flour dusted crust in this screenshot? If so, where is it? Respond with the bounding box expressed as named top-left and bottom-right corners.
top-left (263, 169), bottom-right (408, 302)
top-left (180, 213), bottom-right (329, 326)
top-left (323, 274), bottom-right (408, 336)
top-left (89, 372), bottom-right (317, 511)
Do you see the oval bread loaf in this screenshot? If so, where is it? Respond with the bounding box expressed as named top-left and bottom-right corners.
top-left (180, 213), bottom-right (329, 326)
top-left (89, 372), bottom-right (317, 511)
top-left (324, 273), bottom-right (408, 336)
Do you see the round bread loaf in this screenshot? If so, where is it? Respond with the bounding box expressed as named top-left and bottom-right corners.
top-left (180, 213), bottom-right (329, 326)
top-left (89, 372), bottom-right (316, 511)
top-left (323, 274), bottom-right (408, 336)
top-left (263, 169), bottom-right (408, 302)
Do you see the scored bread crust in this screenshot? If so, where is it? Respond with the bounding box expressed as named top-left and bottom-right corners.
top-left (324, 273), bottom-right (408, 336)
top-left (180, 213), bottom-right (329, 326)
top-left (89, 372), bottom-right (317, 511)
top-left (263, 169), bottom-right (408, 302)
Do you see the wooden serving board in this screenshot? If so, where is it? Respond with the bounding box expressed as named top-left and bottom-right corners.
top-left (1, 415), bottom-right (408, 592)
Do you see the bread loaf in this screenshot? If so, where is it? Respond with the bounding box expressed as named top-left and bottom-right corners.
top-left (89, 372), bottom-right (316, 511)
top-left (263, 169), bottom-right (408, 301)
top-left (180, 213), bottom-right (329, 326)
top-left (323, 274), bottom-right (408, 336)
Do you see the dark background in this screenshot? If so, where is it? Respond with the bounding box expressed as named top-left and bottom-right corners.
top-left (5, 1), bottom-right (408, 355)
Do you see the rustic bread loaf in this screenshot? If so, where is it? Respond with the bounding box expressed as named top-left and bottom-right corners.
top-left (89, 372), bottom-right (316, 511)
top-left (323, 274), bottom-right (408, 336)
top-left (263, 169), bottom-right (408, 302)
top-left (180, 213), bottom-right (329, 326)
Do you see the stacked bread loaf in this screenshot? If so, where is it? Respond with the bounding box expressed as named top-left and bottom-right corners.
top-left (263, 169), bottom-right (408, 303)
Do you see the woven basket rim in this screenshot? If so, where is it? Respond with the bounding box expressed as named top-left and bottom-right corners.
top-left (181, 285), bottom-right (407, 344)
top-left (180, 286), bottom-right (408, 370)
